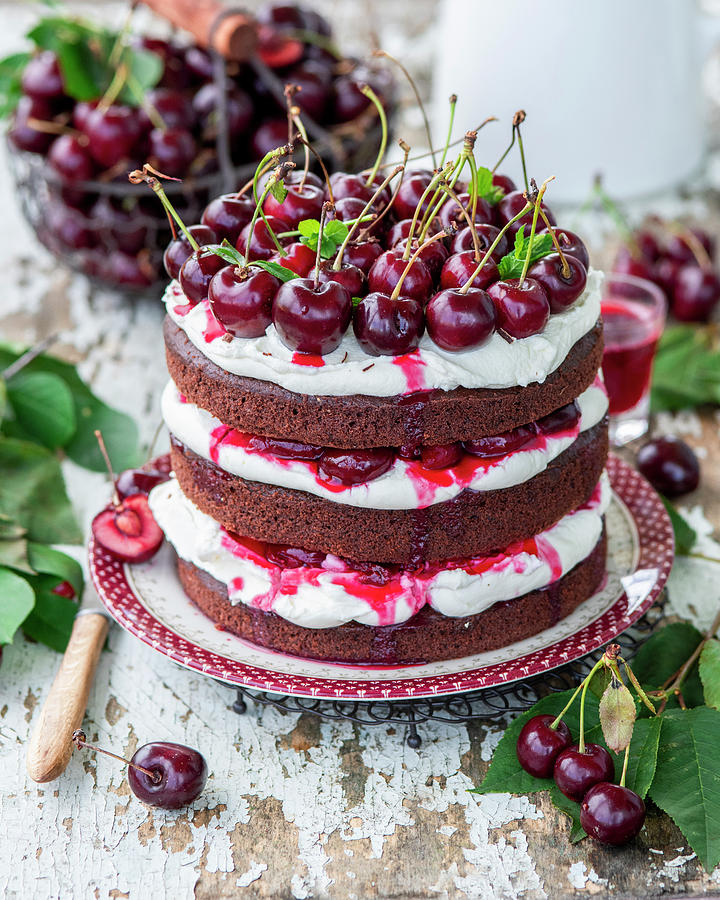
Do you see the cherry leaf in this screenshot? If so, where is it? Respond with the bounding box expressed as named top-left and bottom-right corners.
top-left (0, 567), bottom-right (35, 644)
top-left (700, 639), bottom-right (720, 710)
top-left (249, 260), bottom-right (299, 283)
top-left (599, 676), bottom-right (636, 752)
top-left (270, 179), bottom-right (288, 204)
top-left (21, 573), bottom-right (78, 652)
top-left (661, 497), bottom-right (697, 555)
top-left (0, 52), bottom-right (30, 116)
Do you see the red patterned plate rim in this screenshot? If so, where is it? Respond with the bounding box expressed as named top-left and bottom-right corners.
top-left (89, 454), bottom-right (674, 700)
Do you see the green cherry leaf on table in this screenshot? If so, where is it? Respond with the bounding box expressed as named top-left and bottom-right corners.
top-left (0, 52), bottom-right (30, 117)
top-left (7, 371), bottom-right (76, 449)
top-left (661, 497), bottom-right (697, 555)
top-left (651, 324), bottom-right (720, 413)
top-left (0, 568), bottom-right (35, 645)
top-left (699, 639), bottom-right (720, 710)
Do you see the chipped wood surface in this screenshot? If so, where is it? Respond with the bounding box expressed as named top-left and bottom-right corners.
top-left (2, 3), bottom-right (720, 897)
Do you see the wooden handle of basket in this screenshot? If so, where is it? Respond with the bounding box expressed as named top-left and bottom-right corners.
top-left (26, 613), bottom-right (109, 783)
top-left (140, 0), bottom-right (258, 61)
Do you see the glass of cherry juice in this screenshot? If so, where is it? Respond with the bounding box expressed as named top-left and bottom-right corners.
top-left (601, 274), bottom-right (666, 446)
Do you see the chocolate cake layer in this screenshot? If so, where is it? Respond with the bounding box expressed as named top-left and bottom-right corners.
top-left (176, 529), bottom-right (607, 664)
top-left (165, 317), bottom-right (603, 448)
top-left (170, 418), bottom-right (608, 564)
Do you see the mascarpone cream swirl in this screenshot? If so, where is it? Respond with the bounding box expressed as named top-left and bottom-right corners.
top-left (164, 267), bottom-right (603, 397)
top-left (149, 473), bottom-right (610, 629)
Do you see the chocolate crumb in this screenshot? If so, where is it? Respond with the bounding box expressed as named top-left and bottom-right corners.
top-left (222, 332), bottom-right (233, 342)
top-left (498, 328), bottom-right (515, 343)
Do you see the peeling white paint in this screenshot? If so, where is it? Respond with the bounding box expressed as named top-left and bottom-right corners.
top-left (236, 861), bottom-right (267, 887)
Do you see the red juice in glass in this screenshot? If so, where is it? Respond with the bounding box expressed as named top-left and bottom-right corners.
top-left (601, 274), bottom-right (666, 445)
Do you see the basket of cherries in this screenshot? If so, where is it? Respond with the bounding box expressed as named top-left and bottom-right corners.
top-left (3, 0), bottom-right (393, 294)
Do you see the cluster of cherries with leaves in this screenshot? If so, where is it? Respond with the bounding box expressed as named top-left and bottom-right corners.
top-left (517, 645), bottom-right (652, 847)
top-left (6, 3), bottom-right (391, 288)
top-left (162, 132), bottom-right (591, 363)
top-left (612, 217), bottom-right (720, 322)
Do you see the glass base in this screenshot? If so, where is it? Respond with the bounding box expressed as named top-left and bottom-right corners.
top-left (609, 393), bottom-right (650, 446)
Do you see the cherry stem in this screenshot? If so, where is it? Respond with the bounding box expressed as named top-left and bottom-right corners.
top-left (1, 334), bottom-right (59, 381)
top-left (492, 110), bottom-right (519, 174)
top-left (283, 28), bottom-right (342, 59)
top-left (621, 659), bottom-right (657, 715)
top-left (375, 118), bottom-right (496, 172)
top-left (126, 76), bottom-right (166, 131)
top-left (660, 604), bottom-right (720, 712)
top-left (513, 110), bottom-right (530, 194)
top-left (519, 176), bottom-right (554, 284)
top-left (405, 161), bottom-right (455, 259)
top-left (536, 201), bottom-right (570, 278)
top-left (94, 429), bottom-right (120, 507)
top-left (668, 222), bottom-right (713, 271)
top-left (439, 94), bottom-right (457, 168)
top-left (295, 133), bottom-right (336, 204)
top-left (458, 202), bottom-right (532, 294)
top-left (128, 165), bottom-right (198, 251)
top-left (25, 117), bottom-right (80, 138)
top-left (466, 140), bottom-right (480, 233)
top-left (314, 202), bottom-right (332, 289)
top-left (72, 730), bottom-right (161, 784)
top-left (419, 148), bottom-right (471, 240)
top-left (333, 164), bottom-right (404, 270)
top-left (374, 49), bottom-right (435, 167)
top-left (244, 166), bottom-right (288, 268)
top-left (361, 84), bottom-right (388, 187)
top-left (108, 5), bottom-right (135, 69)
top-left (97, 63), bottom-right (128, 114)
top-left (390, 230), bottom-right (448, 302)
top-left (357, 141), bottom-right (411, 241)
top-left (550, 656), bottom-right (604, 730)
top-left (578, 659), bottom-right (595, 754)
top-left (439, 179), bottom-right (481, 260)
top-left (619, 742), bottom-right (630, 788)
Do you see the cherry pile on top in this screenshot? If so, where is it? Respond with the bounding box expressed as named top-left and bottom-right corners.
top-left (613, 219), bottom-right (720, 322)
top-left (5, 3), bottom-right (392, 289)
top-left (165, 150), bottom-right (592, 358)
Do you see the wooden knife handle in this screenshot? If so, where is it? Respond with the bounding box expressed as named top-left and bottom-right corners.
top-left (140, 0), bottom-right (258, 61)
top-left (26, 613), bottom-right (109, 783)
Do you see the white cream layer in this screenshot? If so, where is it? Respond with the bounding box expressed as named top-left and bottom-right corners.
top-left (164, 268), bottom-right (603, 397)
top-left (163, 379), bottom-right (608, 510)
top-left (149, 473), bottom-right (610, 629)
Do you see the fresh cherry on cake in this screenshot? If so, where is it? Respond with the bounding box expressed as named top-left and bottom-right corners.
top-left (271, 241), bottom-right (316, 276)
top-left (440, 251), bottom-right (500, 292)
top-left (263, 181), bottom-right (325, 226)
top-left (537, 401), bottom-right (581, 436)
top-left (315, 260), bottom-right (365, 297)
top-left (636, 435), bottom-right (700, 497)
top-left (464, 423), bottom-right (537, 458)
top-left (148, 127), bottom-right (196, 177)
top-left (164, 224), bottom-right (217, 280)
top-left (395, 236), bottom-right (449, 279)
top-left (208, 265), bottom-right (280, 336)
top-left (352, 292), bottom-right (424, 356)
top-left (528, 253), bottom-right (587, 312)
top-left (237, 215), bottom-right (291, 261)
top-left (82, 104), bottom-right (142, 169)
top-left (553, 228), bottom-right (590, 271)
top-left (487, 278), bottom-right (551, 338)
top-left (580, 783), bottom-right (646, 846)
top-left (392, 170), bottom-right (434, 220)
top-left (179, 249), bottom-right (226, 304)
top-left (419, 442), bottom-right (463, 469)
top-left (48, 135), bottom-right (95, 182)
top-left (21, 50), bottom-right (65, 101)
top-left (451, 224), bottom-right (508, 260)
top-left (672, 265), bottom-right (720, 322)
top-left (333, 196), bottom-right (383, 237)
top-left (272, 278), bottom-right (352, 354)
top-left (342, 240), bottom-right (383, 274)
top-left (329, 171), bottom-right (388, 205)
top-left (497, 190), bottom-right (556, 236)
top-left (516, 714), bottom-right (573, 778)
top-left (201, 194), bottom-right (254, 243)
top-left (553, 743), bottom-right (615, 802)
top-left (116, 467), bottom-right (170, 499)
top-left (368, 250), bottom-right (433, 303)
top-left (426, 287), bottom-right (496, 351)
top-left (72, 730), bottom-right (207, 810)
top-left (319, 447), bottom-right (394, 485)
top-left (438, 193), bottom-right (493, 230)
top-left (492, 173), bottom-right (517, 195)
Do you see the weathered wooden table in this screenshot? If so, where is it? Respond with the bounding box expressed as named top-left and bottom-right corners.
top-left (2, 3), bottom-right (720, 897)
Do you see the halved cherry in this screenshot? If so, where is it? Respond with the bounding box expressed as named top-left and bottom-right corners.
top-left (92, 494), bottom-right (163, 563)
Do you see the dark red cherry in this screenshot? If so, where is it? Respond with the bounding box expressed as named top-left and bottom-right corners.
top-left (163, 224), bottom-right (217, 280)
top-left (636, 435), bottom-right (700, 497)
top-left (665, 227), bottom-right (715, 264)
top-left (184, 45), bottom-right (214, 82)
top-left (148, 127), bottom-right (196, 177)
top-left (208, 265), bottom-right (279, 337)
top-left (286, 61), bottom-right (331, 120)
top-left (395, 237), bottom-right (449, 278)
top-left (554, 228), bottom-right (590, 271)
top-left (256, 3), bottom-right (305, 27)
top-left (439, 192), bottom-right (493, 230)
top-left (612, 247), bottom-right (654, 282)
top-left (368, 250), bottom-right (433, 303)
top-left (580, 783), bottom-right (646, 846)
top-left (263, 182), bottom-right (324, 226)
top-left (516, 714), bottom-right (572, 778)
top-left (352, 292), bottom-right (424, 356)
top-left (104, 250), bottom-right (155, 288)
top-left (52, 580), bottom-right (76, 599)
top-left (334, 196), bottom-right (383, 238)
top-left (83, 104), bottom-right (142, 168)
top-left (22, 51), bottom-right (65, 100)
top-left (319, 448), bottom-right (394, 485)
top-left (272, 278), bottom-right (352, 354)
top-left (672, 266), bottom-right (720, 322)
top-left (265, 545), bottom-right (327, 568)
top-left (193, 83), bottom-right (253, 142)
top-left (387, 219), bottom-right (415, 247)
top-left (653, 256), bottom-right (683, 301)
top-left (250, 118), bottom-right (290, 159)
top-left (440, 251), bottom-right (500, 292)
top-left (634, 228), bottom-right (663, 262)
top-left (487, 278), bottom-right (551, 338)
top-left (528, 253), bottom-right (588, 312)
top-left (315, 262), bottom-right (365, 297)
top-left (138, 37), bottom-right (191, 91)
top-left (90, 196), bottom-right (146, 254)
top-left (420, 442), bottom-right (463, 469)
top-left (426, 288), bottom-right (496, 351)
top-left (343, 240), bottom-right (383, 274)
top-left (392, 170), bottom-right (434, 221)
top-left (179, 249), bottom-right (226, 304)
top-left (553, 743), bottom-right (615, 802)
top-left (451, 223), bottom-right (508, 260)
top-left (329, 171), bottom-right (388, 205)
top-left (91, 494), bottom-right (163, 563)
top-left (237, 215), bottom-right (291, 261)
top-left (537, 401), bottom-right (581, 435)
top-left (257, 24), bottom-right (304, 68)
top-left (464, 422), bottom-right (537, 458)
top-left (128, 742), bottom-right (207, 809)
top-left (9, 96), bottom-right (54, 153)
top-left (332, 76), bottom-right (371, 122)
top-left (47, 204), bottom-right (96, 250)
top-left (142, 88), bottom-right (196, 131)
top-left (271, 242), bottom-right (316, 276)
top-left (497, 190), bottom-right (556, 237)
top-left (247, 435), bottom-right (323, 460)
top-left (492, 173), bottom-right (517, 195)
top-left (48, 135), bottom-right (95, 181)
top-left (116, 468), bottom-right (170, 499)
top-left (201, 194), bottom-right (253, 243)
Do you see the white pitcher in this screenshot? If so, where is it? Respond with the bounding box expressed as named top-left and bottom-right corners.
top-left (431, 0), bottom-right (714, 204)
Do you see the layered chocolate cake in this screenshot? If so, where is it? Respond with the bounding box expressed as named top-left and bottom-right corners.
top-left (147, 142), bottom-right (609, 665)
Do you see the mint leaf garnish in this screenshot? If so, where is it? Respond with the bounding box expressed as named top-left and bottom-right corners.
top-left (497, 225), bottom-right (554, 279)
top-left (298, 218), bottom-right (349, 258)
